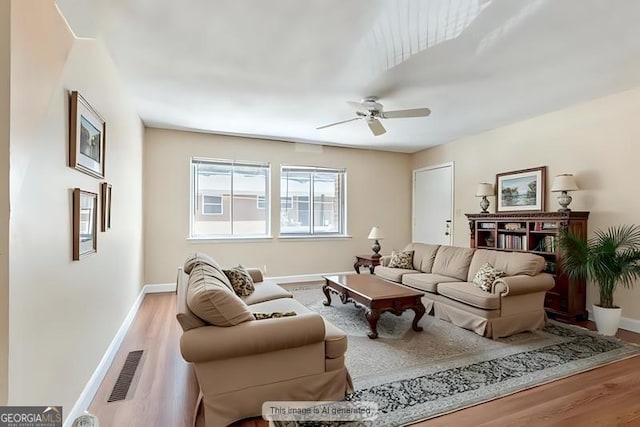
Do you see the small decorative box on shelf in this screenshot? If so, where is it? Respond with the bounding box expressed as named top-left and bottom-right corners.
top-left (465, 211), bottom-right (590, 321)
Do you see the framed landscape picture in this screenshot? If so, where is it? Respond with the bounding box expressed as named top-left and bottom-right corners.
top-left (69, 91), bottom-right (106, 179)
top-left (496, 166), bottom-right (546, 212)
top-left (73, 188), bottom-right (98, 260)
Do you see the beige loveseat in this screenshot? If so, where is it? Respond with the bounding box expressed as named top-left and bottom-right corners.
top-left (176, 253), bottom-right (352, 427)
top-left (375, 243), bottom-right (555, 338)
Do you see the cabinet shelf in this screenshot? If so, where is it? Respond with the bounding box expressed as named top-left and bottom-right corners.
top-left (466, 211), bottom-right (590, 321)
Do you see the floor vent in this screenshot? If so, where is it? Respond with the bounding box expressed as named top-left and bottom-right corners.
top-left (108, 350), bottom-right (144, 402)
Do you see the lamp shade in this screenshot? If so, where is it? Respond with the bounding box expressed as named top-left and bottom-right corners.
top-left (368, 226), bottom-right (384, 240)
top-left (475, 183), bottom-right (494, 197)
top-left (551, 174), bottom-right (578, 192)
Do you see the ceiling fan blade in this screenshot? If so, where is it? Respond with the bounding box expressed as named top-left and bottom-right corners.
top-left (381, 108), bottom-right (431, 119)
top-left (367, 118), bottom-right (386, 136)
top-left (316, 117), bottom-right (362, 130)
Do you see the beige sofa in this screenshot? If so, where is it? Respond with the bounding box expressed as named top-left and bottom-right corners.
top-left (375, 243), bottom-right (555, 338)
top-left (176, 254), bottom-right (352, 427)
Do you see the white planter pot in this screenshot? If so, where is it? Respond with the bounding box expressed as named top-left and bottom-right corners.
top-left (592, 304), bottom-right (622, 336)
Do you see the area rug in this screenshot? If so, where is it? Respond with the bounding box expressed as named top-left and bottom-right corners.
top-left (279, 283), bottom-right (640, 427)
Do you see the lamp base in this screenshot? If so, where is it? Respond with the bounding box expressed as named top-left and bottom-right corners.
top-left (557, 191), bottom-right (572, 212)
top-left (371, 240), bottom-right (381, 258)
top-left (479, 196), bottom-right (490, 213)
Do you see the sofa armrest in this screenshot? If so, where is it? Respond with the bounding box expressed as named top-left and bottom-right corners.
top-left (380, 255), bottom-right (391, 267)
top-left (493, 273), bottom-right (555, 297)
top-left (180, 312), bottom-right (326, 363)
top-left (246, 268), bottom-right (264, 283)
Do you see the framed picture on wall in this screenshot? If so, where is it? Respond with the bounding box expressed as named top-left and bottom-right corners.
top-left (69, 91), bottom-right (106, 179)
top-left (496, 166), bottom-right (546, 212)
top-left (73, 188), bottom-right (98, 260)
top-left (101, 182), bottom-right (112, 232)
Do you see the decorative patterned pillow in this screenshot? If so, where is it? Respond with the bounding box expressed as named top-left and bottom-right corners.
top-left (473, 263), bottom-right (505, 292)
top-left (388, 250), bottom-right (414, 269)
top-left (253, 311), bottom-right (297, 320)
top-left (223, 265), bottom-right (255, 297)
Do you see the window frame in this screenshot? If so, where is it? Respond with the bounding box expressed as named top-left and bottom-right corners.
top-left (201, 194), bottom-right (223, 216)
top-left (190, 157), bottom-right (271, 239)
top-left (279, 165), bottom-right (347, 237)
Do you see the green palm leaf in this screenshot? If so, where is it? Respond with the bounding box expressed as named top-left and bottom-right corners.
top-left (559, 224), bottom-right (640, 308)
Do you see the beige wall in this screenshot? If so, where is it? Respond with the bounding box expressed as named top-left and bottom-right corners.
top-left (8, 0), bottom-right (143, 412)
top-left (412, 87), bottom-right (640, 320)
top-left (0, 0), bottom-right (9, 406)
top-left (144, 128), bottom-right (412, 283)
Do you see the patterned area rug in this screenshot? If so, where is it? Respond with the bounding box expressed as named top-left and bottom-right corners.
top-left (281, 283), bottom-right (640, 427)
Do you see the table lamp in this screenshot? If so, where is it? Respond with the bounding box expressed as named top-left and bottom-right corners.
top-left (368, 226), bottom-right (384, 258)
top-left (475, 183), bottom-right (494, 213)
top-left (550, 174), bottom-right (579, 211)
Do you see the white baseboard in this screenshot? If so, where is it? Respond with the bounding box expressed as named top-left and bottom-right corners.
top-left (64, 283), bottom-right (173, 426)
top-left (266, 271), bottom-right (353, 284)
top-left (586, 308), bottom-right (640, 334)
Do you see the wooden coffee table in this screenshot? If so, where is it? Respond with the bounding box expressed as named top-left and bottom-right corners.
top-left (322, 274), bottom-right (426, 339)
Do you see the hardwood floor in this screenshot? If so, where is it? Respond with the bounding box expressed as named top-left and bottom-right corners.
top-left (89, 293), bottom-right (640, 427)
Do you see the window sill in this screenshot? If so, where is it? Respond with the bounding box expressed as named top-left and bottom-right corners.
top-left (278, 235), bottom-right (352, 241)
top-left (188, 236), bottom-right (274, 243)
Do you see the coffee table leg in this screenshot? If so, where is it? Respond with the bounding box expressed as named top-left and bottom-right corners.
top-left (411, 301), bottom-right (426, 332)
top-left (353, 261), bottom-right (361, 274)
top-left (365, 309), bottom-right (380, 339)
top-left (322, 284), bottom-right (332, 306)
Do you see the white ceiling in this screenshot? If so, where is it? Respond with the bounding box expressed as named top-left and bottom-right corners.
top-left (56, 0), bottom-right (640, 153)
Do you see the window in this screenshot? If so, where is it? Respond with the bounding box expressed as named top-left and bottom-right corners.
top-left (281, 196), bottom-right (293, 210)
top-left (280, 166), bottom-right (346, 235)
top-left (202, 195), bottom-right (222, 215)
top-left (191, 158), bottom-right (270, 238)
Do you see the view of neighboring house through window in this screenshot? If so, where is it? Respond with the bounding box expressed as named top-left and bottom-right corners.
top-left (280, 166), bottom-right (346, 235)
top-left (191, 158), bottom-right (270, 237)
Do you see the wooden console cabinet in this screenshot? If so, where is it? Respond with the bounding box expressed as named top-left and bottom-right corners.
top-left (466, 211), bottom-right (589, 321)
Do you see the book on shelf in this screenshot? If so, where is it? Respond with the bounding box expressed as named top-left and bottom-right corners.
top-left (479, 223), bottom-right (496, 229)
top-left (497, 234), bottom-right (527, 250)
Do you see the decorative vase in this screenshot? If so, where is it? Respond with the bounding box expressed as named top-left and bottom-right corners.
top-left (592, 304), bottom-right (622, 336)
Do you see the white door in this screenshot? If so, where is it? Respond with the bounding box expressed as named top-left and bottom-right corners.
top-left (413, 163), bottom-right (454, 245)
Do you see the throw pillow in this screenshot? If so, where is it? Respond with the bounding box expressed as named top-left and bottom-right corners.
top-left (473, 262), bottom-right (505, 292)
top-left (253, 311), bottom-right (297, 320)
top-left (388, 250), bottom-right (414, 269)
top-left (223, 265), bottom-right (255, 297)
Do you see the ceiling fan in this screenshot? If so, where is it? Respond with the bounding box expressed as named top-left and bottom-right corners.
top-left (317, 97), bottom-right (431, 136)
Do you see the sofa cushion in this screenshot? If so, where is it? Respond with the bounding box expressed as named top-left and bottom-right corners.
top-left (402, 273), bottom-right (461, 293)
top-left (375, 266), bottom-right (417, 283)
top-left (432, 246), bottom-right (476, 281)
top-left (184, 252), bottom-right (220, 274)
top-left (472, 263), bottom-right (506, 292)
top-left (388, 250), bottom-right (414, 269)
top-left (223, 265), bottom-right (255, 297)
top-left (437, 282), bottom-right (500, 310)
top-left (250, 297), bottom-right (347, 358)
top-left (241, 281), bottom-right (293, 305)
top-left (187, 263), bottom-right (255, 326)
top-left (467, 249), bottom-right (546, 281)
top-left (406, 243), bottom-right (440, 272)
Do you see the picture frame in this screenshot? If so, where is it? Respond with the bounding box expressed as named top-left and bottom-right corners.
top-left (69, 91), bottom-right (106, 179)
top-left (73, 188), bottom-right (98, 260)
top-left (101, 182), bottom-right (112, 232)
top-left (496, 166), bottom-right (546, 212)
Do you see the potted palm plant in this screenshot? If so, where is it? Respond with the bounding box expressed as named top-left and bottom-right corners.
top-left (559, 224), bottom-right (640, 335)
